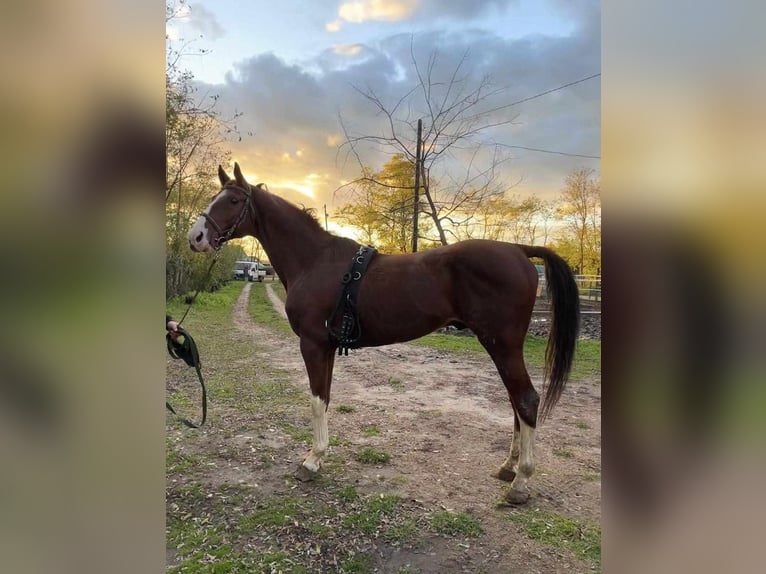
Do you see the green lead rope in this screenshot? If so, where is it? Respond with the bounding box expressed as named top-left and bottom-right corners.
top-left (166, 327), bottom-right (207, 428)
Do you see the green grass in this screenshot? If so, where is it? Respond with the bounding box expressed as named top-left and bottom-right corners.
top-left (167, 280), bottom-right (245, 317)
top-left (553, 448), bottom-right (575, 459)
top-left (384, 518), bottom-right (419, 544)
top-left (363, 426), bottom-right (381, 437)
top-left (238, 496), bottom-right (302, 529)
top-left (510, 509), bottom-right (601, 566)
top-left (576, 421), bottom-right (591, 430)
top-left (356, 447), bottom-right (391, 465)
top-left (429, 511), bottom-right (483, 538)
top-left (338, 485), bottom-right (359, 502)
top-left (247, 281), bottom-right (294, 337)
top-left (166, 447), bottom-right (202, 473)
top-left (340, 554), bottom-right (373, 573)
top-left (336, 404), bottom-right (355, 413)
top-left (341, 493), bottom-right (404, 538)
top-left (270, 281), bottom-right (287, 302)
top-left (413, 333), bottom-right (600, 380)
top-left (368, 493), bottom-right (401, 514)
top-left (388, 377), bottom-right (404, 390)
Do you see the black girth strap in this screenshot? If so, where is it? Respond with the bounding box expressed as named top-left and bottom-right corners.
top-left (326, 245), bottom-right (378, 356)
top-left (166, 327), bottom-right (207, 428)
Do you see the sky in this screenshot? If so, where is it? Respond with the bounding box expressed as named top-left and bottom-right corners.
top-left (167, 0), bottom-right (600, 230)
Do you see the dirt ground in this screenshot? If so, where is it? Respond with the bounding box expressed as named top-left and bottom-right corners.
top-left (167, 283), bottom-right (601, 573)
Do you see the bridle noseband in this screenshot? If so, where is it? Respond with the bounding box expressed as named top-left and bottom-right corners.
top-left (201, 184), bottom-right (255, 250)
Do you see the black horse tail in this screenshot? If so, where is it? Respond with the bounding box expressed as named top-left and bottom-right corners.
top-left (521, 245), bottom-right (581, 421)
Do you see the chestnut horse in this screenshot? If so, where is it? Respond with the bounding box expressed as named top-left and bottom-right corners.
top-left (189, 163), bottom-right (580, 504)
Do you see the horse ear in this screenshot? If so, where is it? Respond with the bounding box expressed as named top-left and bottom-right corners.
top-left (233, 162), bottom-right (248, 187)
top-left (218, 165), bottom-right (230, 186)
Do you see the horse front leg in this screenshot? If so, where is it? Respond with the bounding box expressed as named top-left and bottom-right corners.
top-left (296, 338), bottom-right (335, 479)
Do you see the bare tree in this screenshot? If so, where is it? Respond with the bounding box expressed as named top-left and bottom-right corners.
top-left (339, 42), bottom-right (520, 245)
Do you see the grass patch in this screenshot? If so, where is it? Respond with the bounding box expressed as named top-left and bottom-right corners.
top-left (356, 447), bottom-right (391, 465)
top-left (336, 404), bottom-right (354, 413)
top-left (363, 426), bottom-right (381, 437)
top-left (388, 377), bottom-right (404, 390)
top-left (340, 554), bottom-right (373, 573)
top-left (166, 447), bottom-right (202, 473)
top-left (384, 518), bottom-right (419, 545)
top-left (270, 281), bottom-right (287, 302)
top-left (167, 280), bottom-right (244, 318)
top-left (341, 493), bottom-right (402, 537)
top-left (338, 485), bottom-right (359, 502)
top-left (429, 511), bottom-right (483, 538)
top-left (238, 496), bottom-right (302, 529)
top-left (276, 420), bottom-right (313, 444)
top-left (584, 471), bottom-right (601, 482)
top-left (413, 333), bottom-right (600, 381)
top-left (368, 493), bottom-right (400, 514)
top-left (576, 422), bottom-right (591, 430)
top-left (510, 509), bottom-right (601, 565)
top-left (553, 448), bottom-right (575, 459)
top-left (247, 281), bottom-right (294, 336)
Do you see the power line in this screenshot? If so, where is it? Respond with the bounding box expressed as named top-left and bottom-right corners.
top-left (499, 73), bottom-right (600, 112)
top-left (473, 73), bottom-right (601, 120)
top-left (496, 144), bottom-right (600, 159)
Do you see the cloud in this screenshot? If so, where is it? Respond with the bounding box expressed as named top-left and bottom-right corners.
top-left (201, 4), bottom-right (599, 209)
top-left (338, 0), bottom-right (417, 23)
top-left (333, 0), bottom-right (519, 25)
top-left (332, 44), bottom-right (364, 56)
top-left (326, 20), bottom-right (343, 32)
top-left (187, 3), bottom-right (225, 40)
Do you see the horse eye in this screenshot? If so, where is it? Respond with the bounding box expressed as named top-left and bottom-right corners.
top-left (230, 197), bottom-right (239, 204)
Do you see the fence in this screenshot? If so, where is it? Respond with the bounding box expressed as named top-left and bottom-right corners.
top-left (537, 274), bottom-right (601, 304)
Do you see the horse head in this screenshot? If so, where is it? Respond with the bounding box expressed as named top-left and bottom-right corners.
top-left (188, 162), bottom-right (261, 252)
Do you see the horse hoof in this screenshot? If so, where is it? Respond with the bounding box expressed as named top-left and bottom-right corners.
top-left (503, 489), bottom-right (530, 505)
top-left (294, 464), bottom-right (319, 482)
top-left (491, 467), bottom-right (517, 482)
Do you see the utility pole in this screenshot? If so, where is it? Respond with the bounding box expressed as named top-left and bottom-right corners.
top-left (323, 204), bottom-right (329, 230)
top-left (412, 118), bottom-right (422, 253)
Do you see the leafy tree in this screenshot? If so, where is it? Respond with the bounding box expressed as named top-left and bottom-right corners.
top-left (165, 1), bottom-right (241, 299)
top-left (556, 168), bottom-right (600, 274)
top-left (337, 155), bottom-right (437, 253)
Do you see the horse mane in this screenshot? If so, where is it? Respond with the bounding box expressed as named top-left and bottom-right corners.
top-left (268, 192), bottom-right (329, 237)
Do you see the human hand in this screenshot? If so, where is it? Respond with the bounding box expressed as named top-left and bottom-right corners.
top-left (167, 320), bottom-right (180, 341)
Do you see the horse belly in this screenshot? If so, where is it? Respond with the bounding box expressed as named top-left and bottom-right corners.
top-left (356, 280), bottom-right (454, 346)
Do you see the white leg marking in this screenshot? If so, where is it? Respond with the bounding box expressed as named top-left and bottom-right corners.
top-left (501, 422), bottom-right (521, 471)
top-left (509, 417), bottom-right (535, 493)
top-left (302, 395), bottom-right (328, 472)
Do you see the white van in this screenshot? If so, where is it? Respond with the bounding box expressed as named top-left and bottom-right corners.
top-left (234, 260), bottom-right (266, 282)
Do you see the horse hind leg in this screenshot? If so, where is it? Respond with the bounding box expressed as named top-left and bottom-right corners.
top-left (492, 414), bottom-right (520, 482)
top-left (486, 343), bottom-right (540, 504)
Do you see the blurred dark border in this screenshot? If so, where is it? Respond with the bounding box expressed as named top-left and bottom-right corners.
top-left (603, 2), bottom-right (766, 572)
top-left (0, 1), bottom-right (166, 572)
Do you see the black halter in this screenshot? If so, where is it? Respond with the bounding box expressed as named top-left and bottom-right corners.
top-left (201, 184), bottom-right (254, 250)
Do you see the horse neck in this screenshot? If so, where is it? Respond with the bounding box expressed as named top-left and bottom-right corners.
top-left (244, 188), bottom-right (330, 286)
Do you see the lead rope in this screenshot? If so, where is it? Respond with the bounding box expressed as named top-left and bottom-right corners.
top-left (176, 251), bottom-right (221, 327)
top-left (166, 252), bottom-right (219, 428)
top-left (166, 327), bottom-right (207, 428)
